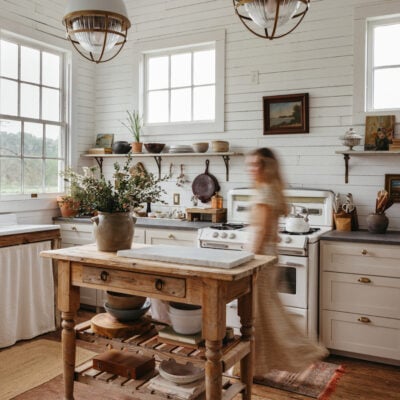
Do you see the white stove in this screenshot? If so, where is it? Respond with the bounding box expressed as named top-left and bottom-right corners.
top-left (197, 188), bottom-right (334, 338)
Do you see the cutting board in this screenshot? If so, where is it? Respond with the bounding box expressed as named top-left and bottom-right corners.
top-left (117, 245), bottom-right (254, 269)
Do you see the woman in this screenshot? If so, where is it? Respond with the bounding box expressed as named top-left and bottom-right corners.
top-left (246, 148), bottom-right (328, 378)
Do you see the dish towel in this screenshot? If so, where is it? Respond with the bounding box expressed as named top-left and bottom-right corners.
top-left (147, 375), bottom-right (205, 400)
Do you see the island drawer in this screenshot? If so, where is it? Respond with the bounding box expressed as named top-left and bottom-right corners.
top-left (72, 264), bottom-right (186, 299)
top-left (320, 241), bottom-right (400, 278)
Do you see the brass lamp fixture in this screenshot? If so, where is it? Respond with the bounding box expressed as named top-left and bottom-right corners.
top-left (233, 0), bottom-right (310, 40)
top-left (63, 0), bottom-right (131, 63)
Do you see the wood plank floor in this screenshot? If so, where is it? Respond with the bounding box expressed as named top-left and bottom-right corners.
top-left (11, 309), bottom-right (400, 400)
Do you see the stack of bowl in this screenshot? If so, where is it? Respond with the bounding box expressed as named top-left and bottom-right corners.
top-left (104, 291), bottom-right (150, 322)
top-left (168, 302), bottom-right (202, 334)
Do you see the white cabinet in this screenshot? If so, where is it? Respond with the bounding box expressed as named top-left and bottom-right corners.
top-left (320, 240), bottom-right (400, 364)
top-left (57, 220), bottom-right (197, 307)
top-left (145, 228), bottom-right (197, 247)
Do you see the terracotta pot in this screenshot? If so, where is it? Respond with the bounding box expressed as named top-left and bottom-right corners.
top-left (366, 213), bottom-right (389, 234)
top-left (131, 142), bottom-right (143, 153)
top-left (57, 196), bottom-right (79, 218)
top-left (91, 212), bottom-right (137, 252)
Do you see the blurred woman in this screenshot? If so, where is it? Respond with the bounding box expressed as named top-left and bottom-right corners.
top-left (246, 148), bottom-right (328, 378)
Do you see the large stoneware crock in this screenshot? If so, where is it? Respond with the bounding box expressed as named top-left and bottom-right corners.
top-left (91, 212), bottom-right (136, 252)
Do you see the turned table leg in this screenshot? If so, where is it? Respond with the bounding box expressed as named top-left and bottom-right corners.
top-left (61, 311), bottom-right (77, 400)
top-left (205, 339), bottom-right (223, 399)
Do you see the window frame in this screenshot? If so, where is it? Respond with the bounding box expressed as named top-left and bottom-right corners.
top-left (0, 32), bottom-right (68, 200)
top-left (353, 3), bottom-right (400, 124)
top-left (366, 16), bottom-right (400, 112)
top-left (137, 30), bottom-right (225, 135)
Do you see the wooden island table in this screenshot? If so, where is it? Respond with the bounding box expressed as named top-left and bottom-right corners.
top-left (41, 243), bottom-right (276, 400)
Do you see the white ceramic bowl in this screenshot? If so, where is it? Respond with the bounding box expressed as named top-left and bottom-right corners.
top-left (168, 303), bottom-right (202, 335)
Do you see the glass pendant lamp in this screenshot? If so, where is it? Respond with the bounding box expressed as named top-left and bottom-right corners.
top-left (63, 0), bottom-right (131, 63)
top-left (233, 0), bottom-right (310, 39)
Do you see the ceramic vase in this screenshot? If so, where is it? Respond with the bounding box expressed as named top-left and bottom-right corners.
top-left (366, 213), bottom-right (389, 234)
top-left (91, 212), bottom-right (136, 252)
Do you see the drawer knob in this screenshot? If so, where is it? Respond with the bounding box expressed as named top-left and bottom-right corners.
top-left (168, 234), bottom-right (175, 239)
top-left (358, 316), bottom-right (371, 323)
top-left (361, 249), bottom-right (368, 255)
top-left (155, 279), bottom-right (164, 291)
top-left (358, 277), bottom-right (371, 284)
top-left (72, 226), bottom-right (78, 231)
top-left (100, 271), bottom-right (109, 282)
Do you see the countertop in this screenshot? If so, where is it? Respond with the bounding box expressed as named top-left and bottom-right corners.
top-left (321, 229), bottom-right (400, 245)
top-left (54, 217), bottom-right (213, 230)
top-left (0, 224), bottom-right (60, 237)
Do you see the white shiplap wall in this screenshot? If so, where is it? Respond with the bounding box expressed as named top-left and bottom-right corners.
top-left (95, 0), bottom-right (400, 229)
top-left (0, 0), bottom-right (95, 223)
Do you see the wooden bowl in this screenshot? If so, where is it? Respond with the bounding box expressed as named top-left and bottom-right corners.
top-left (106, 291), bottom-right (147, 310)
top-left (144, 143), bottom-right (165, 153)
top-left (211, 141), bottom-right (229, 152)
top-left (192, 142), bottom-right (209, 153)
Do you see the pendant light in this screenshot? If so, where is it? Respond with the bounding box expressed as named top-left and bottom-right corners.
top-left (233, 0), bottom-right (309, 40)
top-left (63, 0), bottom-right (131, 63)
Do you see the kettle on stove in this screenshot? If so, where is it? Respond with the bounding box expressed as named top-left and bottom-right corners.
top-left (285, 204), bottom-right (310, 233)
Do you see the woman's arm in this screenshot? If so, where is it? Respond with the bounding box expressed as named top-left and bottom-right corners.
top-left (251, 203), bottom-right (275, 254)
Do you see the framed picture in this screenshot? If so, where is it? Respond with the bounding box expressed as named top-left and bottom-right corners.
top-left (385, 174), bottom-right (400, 203)
top-left (263, 93), bottom-right (309, 135)
top-left (95, 133), bottom-right (114, 148)
top-left (364, 115), bottom-right (395, 151)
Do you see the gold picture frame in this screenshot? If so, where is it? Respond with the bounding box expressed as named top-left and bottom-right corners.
top-left (364, 115), bottom-right (395, 151)
top-left (385, 174), bottom-right (400, 203)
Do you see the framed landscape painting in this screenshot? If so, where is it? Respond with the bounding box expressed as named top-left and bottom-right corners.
top-left (263, 93), bottom-right (309, 135)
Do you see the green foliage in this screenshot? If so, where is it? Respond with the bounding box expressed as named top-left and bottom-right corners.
top-left (60, 156), bottom-right (167, 214)
top-left (121, 110), bottom-right (142, 142)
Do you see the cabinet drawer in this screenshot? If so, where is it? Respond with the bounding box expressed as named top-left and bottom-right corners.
top-left (133, 227), bottom-right (145, 244)
top-left (77, 265), bottom-right (186, 299)
top-left (321, 272), bottom-right (400, 319)
top-left (321, 241), bottom-right (400, 277)
top-left (60, 222), bottom-right (94, 245)
top-left (59, 222), bottom-right (93, 233)
top-left (145, 228), bottom-right (197, 247)
top-left (320, 310), bottom-right (400, 361)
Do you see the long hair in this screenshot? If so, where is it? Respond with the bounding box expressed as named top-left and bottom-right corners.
top-left (249, 147), bottom-right (288, 216)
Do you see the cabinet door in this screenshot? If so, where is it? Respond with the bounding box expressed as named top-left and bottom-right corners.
top-left (133, 227), bottom-right (145, 244)
top-left (321, 310), bottom-right (400, 361)
top-left (59, 222), bottom-right (94, 247)
top-left (321, 272), bottom-right (400, 319)
top-left (145, 228), bottom-right (197, 247)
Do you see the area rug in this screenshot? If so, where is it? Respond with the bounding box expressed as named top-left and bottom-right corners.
top-left (0, 339), bottom-right (97, 400)
top-left (254, 361), bottom-right (345, 399)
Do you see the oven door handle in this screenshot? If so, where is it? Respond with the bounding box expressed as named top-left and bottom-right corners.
top-left (278, 262), bottom-right (305, 268)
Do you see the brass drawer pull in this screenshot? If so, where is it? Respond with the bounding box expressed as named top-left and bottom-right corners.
top-left (358, 317), bottom-right (371, 323)
top-left (361, 249), bottom-right (368, 255)
top-left (155, 279), bottom-right (164, 291)
top-left (100, 271), bottom-right (109, 282)
top-left (168, 234), bottom-right (175, 239)
top-left (358, 277), bottom-right (371, 284)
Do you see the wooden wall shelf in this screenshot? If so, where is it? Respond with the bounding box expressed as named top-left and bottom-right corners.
top-left (335, 150), bottom-right (400, 184)
top-left (82, 152), bottom-right (243, 181)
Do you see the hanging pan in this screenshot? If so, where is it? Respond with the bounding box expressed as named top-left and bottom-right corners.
top-left (192, 159), bottom-right (220, 203)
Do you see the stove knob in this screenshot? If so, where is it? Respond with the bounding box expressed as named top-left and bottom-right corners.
top-left (284, 236), bottom-right (292, 243)
top-left (220, 232), bottom-right (228, 239)
top-left (212, 231), bottom-right (219, 238)
top-left (229, 233), bottom-right (236, 239)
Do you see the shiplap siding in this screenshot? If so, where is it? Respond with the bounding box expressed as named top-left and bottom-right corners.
top-left (0, 0), bottom-right (95, 223)
top-left (95, 0), bottom-right (400, 229)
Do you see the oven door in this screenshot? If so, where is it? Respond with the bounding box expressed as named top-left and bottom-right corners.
top-left (276, 255), bottom-right (308, 309)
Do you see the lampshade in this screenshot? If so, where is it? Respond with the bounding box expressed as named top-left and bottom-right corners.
top-left (233, 0), bottom-right (309, 40)
top-left (63, 0), bottom-right (131, 63)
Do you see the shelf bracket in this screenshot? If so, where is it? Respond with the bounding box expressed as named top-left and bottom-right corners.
top-left (94, 157), bottom-right (104, 176)
top-left (343, 153), bottom-right (350, 184)
top-left (153, 156), bottom-right (162, 179)
top-left (222, 155), bottom-right (231, 181)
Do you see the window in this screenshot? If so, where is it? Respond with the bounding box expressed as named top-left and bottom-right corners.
top-left (145, 44), bottom-right (216, 124)
top-left (366, 17), bottom-right (400, 111)
top-left (0, 36), bottom-right (66, 197)
top-left (138, 30), bottom-right (225, 135)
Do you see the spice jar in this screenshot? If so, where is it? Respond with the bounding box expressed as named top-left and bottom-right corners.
top-left (211, 192), bottom-right (223, 209)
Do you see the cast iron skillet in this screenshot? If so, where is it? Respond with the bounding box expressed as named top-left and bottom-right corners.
top-left (192, 159), bottom-right (220, 203)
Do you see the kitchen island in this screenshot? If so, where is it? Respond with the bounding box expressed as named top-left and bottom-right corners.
top-left (41, 243), bottom-right (276, 400)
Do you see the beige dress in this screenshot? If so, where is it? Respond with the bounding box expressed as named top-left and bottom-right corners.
top-left (248, 184), bottom-right (328, 376)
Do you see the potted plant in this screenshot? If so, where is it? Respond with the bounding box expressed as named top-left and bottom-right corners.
top-left (122, 110), bottom-right (143, 153)
top-left (61, 156), bottom-right (167, 251)
top-left (57, 169), bottom-right (87, 218)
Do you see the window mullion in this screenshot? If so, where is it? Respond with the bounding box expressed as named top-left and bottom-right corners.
top-left (191, 51), bottom-right (194, 121)
top-left (168, 54), bottom-right (171, 123)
